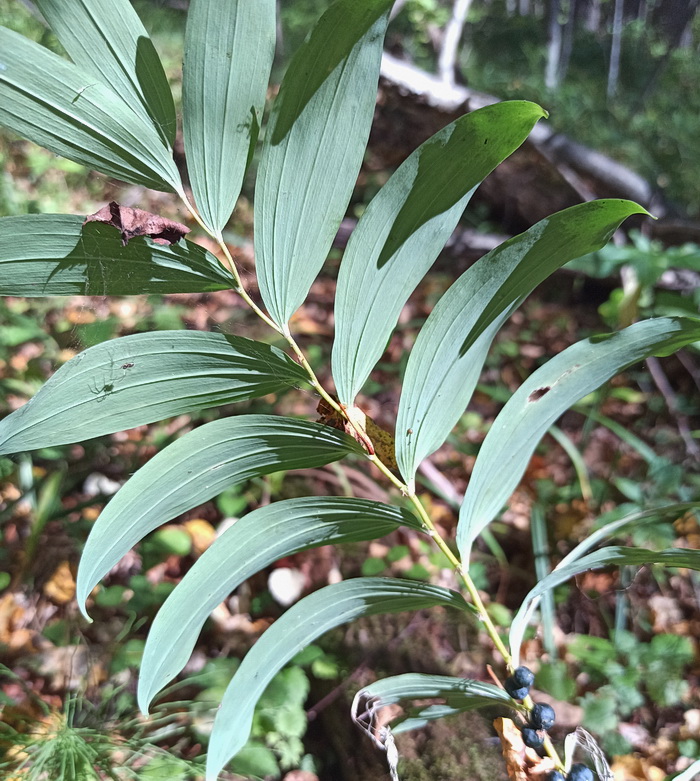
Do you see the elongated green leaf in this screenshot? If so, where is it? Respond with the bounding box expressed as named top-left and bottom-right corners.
top-left (139, 497), bottom-right (423, 711)
top-left (205, 578), bottom-right (470, 780)
top-left (0, 214), bottom-right (233, 296)
top-left (510, 502), bottom-right (698, 666)
top-left (396, 199), bottom-right (649, 485)
top-left (332, 101), bottom-right (546, 405)
top-left (558, 502), bottom-right (699, 571)
top-left (0, 27), bottom-right (181, 192)
top-left (0, 332), bottom-right (306, 455)
top-left (184, 0), bottom-right (275, 234)
top-left (77, 416), bottom-right (363, 615)
top-left (458, 317), bottom-right (700, 562)
top-left (353, 673), bottom-right (512, 735)
top-left (34, 0), bottom-right (176, 147)
top-left (509, 545), bottom-right (700, 667)
top-left (255, 0), bottom-right (392, 328)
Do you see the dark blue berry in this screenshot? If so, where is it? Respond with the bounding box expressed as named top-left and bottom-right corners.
top-left (512, 666), bottom-right (535, 688)
top-left (505, 680), bottom-right (530, 700)
top-left (530, 703), bottom-right (556, 730)
top-left (545, 773), bottom-right (566, 781)
top-left (521, 727), bottom-right (544, 749)
top-left (567, 764), bottom-right (594, 781)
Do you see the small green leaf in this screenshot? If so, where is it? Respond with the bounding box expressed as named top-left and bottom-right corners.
top-left (0, 331), bottom-right (307, 454)
top-left (332, 101), bottom-right (546, 405)
top-left (205, 578), bottom-right (470, 780)
top-left (0, 215), bottom-right (233, 296)
top-left (0, 27), bottom-right (181, 192)
top-left (33, 0), bottom-right (176, 147)
top-left (255, 0), bottom-right (393, 328)
top-left (183, 0), bottom-right (275, 234)
top-left (352, 673), bottom-right (513, 734)
top-left (138, 497), bottom-right (422, 711)
top-left (458, 316), bottom-right (700, 564)
top-left (230, 744), bottom-right (280, 780)
top-left (396, 199), bottom-right (650, 485)
top-left (77, 417), bottom-right (364, 616)
top-left (510, 545), bottom-right (700, 666)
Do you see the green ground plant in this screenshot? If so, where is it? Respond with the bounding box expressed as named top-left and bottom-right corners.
top-left (1, 2), bottom-right (699, 780)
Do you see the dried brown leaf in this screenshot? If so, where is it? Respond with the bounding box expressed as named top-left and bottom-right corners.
top-left (83, 201), bottom-right (189, 246)
top-left (316, 397), bottom-right (397, 468)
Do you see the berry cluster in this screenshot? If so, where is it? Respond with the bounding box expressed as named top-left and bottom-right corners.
top-left (546, 765), bottom-right (594, 781)
top-left (504, 667), bottom-right (594, 781)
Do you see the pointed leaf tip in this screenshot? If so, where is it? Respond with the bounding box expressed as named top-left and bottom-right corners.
top-left (332, 100), bottom-right (548, 406)
top-left (183, 0), bottom-right (275, 233)
top-left (255, 0), bottom-right (393, 327)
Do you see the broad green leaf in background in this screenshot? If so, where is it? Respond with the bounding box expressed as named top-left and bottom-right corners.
top-left (509, 546), bottom-right (700, 666)
top-left (33, 0), bottom-right (176, 147)
top-left (76, 416), bottom-right (364, 614)
top-left (205, 578), bottom-right (470, 780)
top-left (0, 332), bottom-right (307, 454)
top-left (0, 27), bottom-right (181, 192)
top-left (457, 316), bottom-right (700, 562)
top-left (183, 0), bottom-right (275, 235)
top-left (0, 215), bottom-right (232, 296)
top-left (138, 498), bottom-right (423, 711)
top-left (396, 199), bottom-right (649, 486)
top-left (255, 0), bottom-right (393, 328)
top-left (509, 501), bottom-right (699, 666)
top-left (352, 673), bottom-right (513, 735)
top-left (332, 101), bottom-right (547, 405)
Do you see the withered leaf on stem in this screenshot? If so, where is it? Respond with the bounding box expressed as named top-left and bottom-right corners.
top-left (316, 396), bottom-right (398, 469)
top-left (83, 201), bottom-right (190, 246)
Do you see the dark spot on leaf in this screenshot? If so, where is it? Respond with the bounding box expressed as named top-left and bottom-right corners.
top-left (484, 138), bottom-right (488, 144)
top-left (528, 386), bottom-right (551, 402)
top-left (83, 202), bottom-right (189, 246)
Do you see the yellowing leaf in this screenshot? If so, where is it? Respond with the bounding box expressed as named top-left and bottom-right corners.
top-left (184, 519), bottom-right (217, 556)
top-left (316, 397), bottom-right (397, 469)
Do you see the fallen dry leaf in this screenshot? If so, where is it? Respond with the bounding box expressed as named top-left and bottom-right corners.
top-left (611, 754), bottom-right (666, 781)
top-left (84, 201), bottom-right (189, 246)
top-left (183, 518), bottom-right (216, 556)
top-left (0, 592), bottom-right (36, 652)
top-left (42, 561), bottom-right (76, 605)
top-left (494, 717), bottom-right (557, 781)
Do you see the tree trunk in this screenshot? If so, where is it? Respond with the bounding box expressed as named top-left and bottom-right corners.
top-left (607, 0), bottom-right (624, 100)
top-left (641, 0), bottom-right (699, 98)
top-left (545, 0), bottom-right (563, 90)
top-left (651, 0), bottom-right (700, 48)
top-left (585, 0), bottom-right (601, 33)
top-left (559, 0), bottom-right (576, 84)
top-left (438, 0), bottom-right (474, 86)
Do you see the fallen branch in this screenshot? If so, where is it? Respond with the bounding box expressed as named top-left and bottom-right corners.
top-left (379, 52), bottom-right (654, 208)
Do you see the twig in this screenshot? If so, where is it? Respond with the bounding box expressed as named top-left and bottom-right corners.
top-left (676, 348), bottom-right (700, 393)
top-left (379, 52), bottom-right (654, 208)
top-left (646, 355), bottom-right (700, 460)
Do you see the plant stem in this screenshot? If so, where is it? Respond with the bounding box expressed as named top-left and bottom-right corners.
top-left (179, 193), bottom-right (284, 335)
top-left (181, 193), bottom-right (563, 771)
